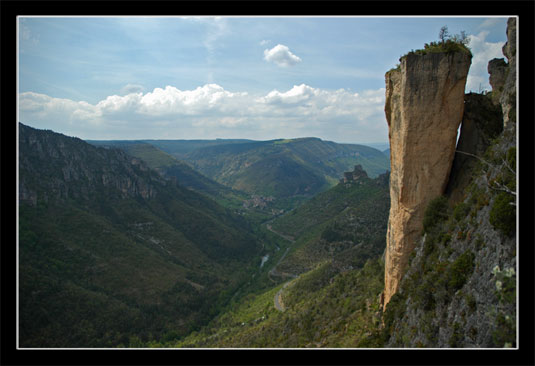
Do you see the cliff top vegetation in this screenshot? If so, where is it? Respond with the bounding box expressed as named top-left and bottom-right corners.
top-left (407, 25), bottom-right (471, 56)
top-left (390, 26), bottom-right (472, 72)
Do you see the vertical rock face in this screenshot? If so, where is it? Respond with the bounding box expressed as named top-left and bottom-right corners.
top-left (487, 58), bottom-right (507, 105)
top-left (383, 51), bottom-right (472, 308)
top-left (499, 18), bottom-right (517, 130)
top-left (487, 17), bottom-right (516, 131)
top-left (445, 93), bottom-right (503, 204)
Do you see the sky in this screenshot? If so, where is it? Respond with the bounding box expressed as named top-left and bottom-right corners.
top-left (18, 16), bottom-right (510, 144)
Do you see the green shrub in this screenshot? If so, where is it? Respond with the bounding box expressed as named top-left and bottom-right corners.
top-left (453, 202), bottom-right (470, 222)
top-left (465, 293), bottom-right (477, 312)
top-left (489, 192), bottom-right (515, 237)
top-left (413, 278), bottom-right (436, 311)
top-left (448, 251), bottom-right (475, 291)
top-left (405, 39), bottom-right (471, 58)
top-left (467, 183), bottom-right (489, 211)
top-left (356, 331), bottom-right (387, 348)
top-left (439, 233), bottom-right (452, 245)
top-left (383, 291), bottom-right (407, 336)
top-left (423, 196), bottom-right (449, 233)
top-left (492, 313), bottom-right (516, 347)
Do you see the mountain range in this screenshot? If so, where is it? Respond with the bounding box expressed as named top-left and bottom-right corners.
top-left (96, 138), bottom-right (388, 194)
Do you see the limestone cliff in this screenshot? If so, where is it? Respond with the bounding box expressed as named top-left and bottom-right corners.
top-left (382, 50), bottom-right (472, 308)
top-left (19, 123), bottom-right (162, 205)
top-left (382, 18), bottom-right (517, 348)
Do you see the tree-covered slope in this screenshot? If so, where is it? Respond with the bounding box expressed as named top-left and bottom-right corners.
top-left (152, 137), bottom-right (390, 200)
top-left (382, 128), bottom-right (517, 348)
top-left (126, 165), bottom-right (392, 348)
top-left (87, 140), bottom-right (249, 209)
top-left (19, 123), bottom-right (263, 347)
top-left (143, 138), bottom-right (254, 160)
top-left (267, 166), bottom-right (390, 275)
top-left (170, 257), bottom-right (385, 348)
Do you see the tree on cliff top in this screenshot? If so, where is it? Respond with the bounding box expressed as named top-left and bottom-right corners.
top-left (401, 26), bottom-right (471, 60)
top-left (439, 26), bottom-right (450, 44)
top-left (439, 25), bottom-right (469, 46)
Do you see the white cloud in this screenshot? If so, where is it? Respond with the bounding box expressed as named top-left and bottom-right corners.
top-left (19, 84), bottom-right (388, 143)
top-left (466, 31), bottom-right (505, 92)
top-left (19, 92), bottom-right (101, 125)
top-left (120, 83), bottom-right (145, 95)
top-left (263, 44), bottom-right (302, 67)
top-left (260, 39), bottom-right (271, 46)
top-left (260, 84), bottom-right (318, 105)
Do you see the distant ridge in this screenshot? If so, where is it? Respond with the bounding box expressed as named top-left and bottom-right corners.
top-left (144, 137), bottom-right (390, 200)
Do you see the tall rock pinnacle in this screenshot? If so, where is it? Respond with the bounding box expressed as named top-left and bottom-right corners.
top-left (383, 50), bottom-right (472, 308)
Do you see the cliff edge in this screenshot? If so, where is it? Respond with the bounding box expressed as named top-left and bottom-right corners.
top-left (382, 18), bottom-right (516, 348)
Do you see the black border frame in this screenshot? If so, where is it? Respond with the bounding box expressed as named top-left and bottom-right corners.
top-left (2, 1), bottom-right (534, 365)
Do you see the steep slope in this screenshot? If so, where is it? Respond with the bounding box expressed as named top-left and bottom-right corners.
top-left (269, 165), bottom-right (390, 276)
top-left (19, 124), bottom-right (262, 347)
top-left (382, 18), bottom-right (517, 348)
top-left (171, 257), bottom-right (385, 348)
top-left (383, 132), bottom-right (516, 347)
top-left (88, 140), bottom-right (249, 209)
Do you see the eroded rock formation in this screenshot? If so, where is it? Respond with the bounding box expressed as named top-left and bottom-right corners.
top-left (445, 93), bottom-right (503, 204)
top-left (500, 18), bottom-right (517, 130)
top-left (487, 58), bottom-right (507, 105)
top-left (341, 164), bottom-right (368, 183)
top-left (383, 50), bottom-right (472, 308)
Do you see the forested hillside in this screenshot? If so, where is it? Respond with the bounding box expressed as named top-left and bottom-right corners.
top-left (151, 137), bottom-right (389, 201)
top-left (88, 140), bottom-right (250, 211)
top-left (19, 123), bottom-right (263, 347)
top-left (153, 166), bottom-right (391, 348)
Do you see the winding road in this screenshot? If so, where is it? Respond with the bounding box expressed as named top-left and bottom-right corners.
top-left (274, 280), bottom-right (293, 311)
top-left (263, 223), bottom-right (300, 311)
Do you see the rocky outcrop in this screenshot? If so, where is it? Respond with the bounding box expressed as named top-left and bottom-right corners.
top-left (383, 17), bottom-right (517, 348)
top-left (486, 17), bottom-right (516, 132)
top-left (341, 164), bottom-right (368, 183)
top-left (499, 18), bottom-right (517, 130)
top-left (487, 58), bottom-right (507, 105)
top-left (445, 93), bottom-right (503, 204)
top-left (382, 50), bottom-right (472, 308)
top-left (19, 123), bottom-right (162, 205)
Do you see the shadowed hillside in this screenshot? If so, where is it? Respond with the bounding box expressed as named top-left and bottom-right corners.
top-left (19, 123), bottom-right (263, 347)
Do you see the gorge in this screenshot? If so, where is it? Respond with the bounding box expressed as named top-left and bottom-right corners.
top-left (15, 17), bottom-right (519, 350)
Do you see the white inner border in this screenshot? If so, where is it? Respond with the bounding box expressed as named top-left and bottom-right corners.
top-left (15, 14), bottom-right (519, 351)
